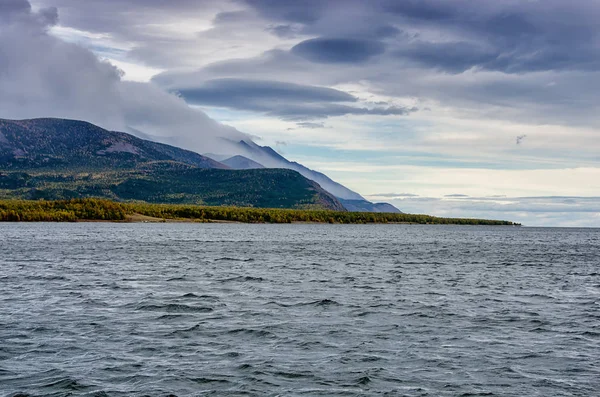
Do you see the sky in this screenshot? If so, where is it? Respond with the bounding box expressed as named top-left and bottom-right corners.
top-left (1, 0), bottom-right (600, 227)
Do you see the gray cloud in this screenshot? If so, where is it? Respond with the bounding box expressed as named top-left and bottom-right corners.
top-left (394, 41), bottom-right (497, 74)
top-left (242, 0), bottom-right (600, 74)
top-left (1, 0), bottom-right (56, 26)
top-left (244, 0), bottom-right (327, 24)
top-left (266, 24), bottom-right (299, 39)
top-left (31, 0), bottom-right (600, 75)
top-left (0, 0), bottom-right (30, 17)
top-left (291, 37), bottom-right (386, 64)
top-left (261, 104), bottom-right (415, 121)
top-left (174, 78), bottom-right (356, 105)
top-left (296, 122), bottom-right (325, 129)
top-left (32, 0), bottom-right (219, 35)
top-left (391, 1), bottom-right (600, 74)
top-left (126, 0), bottom-right (600, 131)
top-left (245, 0), bottom-right (403, 39)
top-left (0, 1), bottom-right (248, 155)
top-left (33, 0), bottom-right (600, 119)
top-left (381, 0), bottom-right (456, 21)
top-left (168, 78), bottom-right (414, 120)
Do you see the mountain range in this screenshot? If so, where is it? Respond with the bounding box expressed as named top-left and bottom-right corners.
top-left (206, 141), bottom-right (401, 213)
top-left (0, 118), bottom-right (399, 212)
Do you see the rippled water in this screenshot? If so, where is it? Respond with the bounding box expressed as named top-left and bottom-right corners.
top-left (1, 223), bottom-right (599, 396)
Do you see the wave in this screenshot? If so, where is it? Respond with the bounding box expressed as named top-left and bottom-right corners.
top-left (219, 276), bottom-right (264, 283)
top-left (265, 298), bottom-right (341, 308)
top-left (213, 257), bottom-right (255, 262)
top-left (136, 303), bottom-right (214, 313)
top-left (227, 328), bottom-right (275, 338)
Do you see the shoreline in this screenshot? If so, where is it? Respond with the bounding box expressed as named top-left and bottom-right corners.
top-left (0, 198), bottom-right (520, 226)
top-left (72, 216), bottom-right (518, 225)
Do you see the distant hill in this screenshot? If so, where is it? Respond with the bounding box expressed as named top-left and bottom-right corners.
top-left (231, 140), bottom-right (366, 200)
top-left (0, 118), bottom-right (345, 210)
top-left (221, 155), bottom-right (265, 169)
top-left (338, 199), bottom-right (402, 213)
top-left (210, 140), bottom-right (401, 212)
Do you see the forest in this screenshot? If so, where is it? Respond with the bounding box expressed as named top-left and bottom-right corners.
top-left (0, 198), bottom-right (520, 225)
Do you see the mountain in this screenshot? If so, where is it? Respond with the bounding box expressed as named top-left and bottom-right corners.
top-left (338, 199), bottom-right (402, 213)
top-left (0, 118), bottom-right (345, 210)
top-left (0, 118), bottom-right (226, 170)
top-left (229, 140), bottom-right (365, 200)
top-left (221, 155), bottom-right (265, 170)
top-left (210, 139), bottom-right (401, 212)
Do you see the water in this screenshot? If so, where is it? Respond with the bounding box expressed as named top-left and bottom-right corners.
top-left (1, 223), bottom-right (599, 396)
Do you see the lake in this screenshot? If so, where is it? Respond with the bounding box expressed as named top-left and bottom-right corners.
top-left (1, 223), bottom-right (599, 396)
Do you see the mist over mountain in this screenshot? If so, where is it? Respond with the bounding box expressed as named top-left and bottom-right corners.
top-left (211, 140), bottom-right (365, 201)
top-left (204, 140), bottom-right (402, 212)
top-left (0, 118), bottom-right (345, 211)
top-left (0, 0), bottom-right (251, 157)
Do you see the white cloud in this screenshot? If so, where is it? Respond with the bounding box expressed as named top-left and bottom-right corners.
top-left (0, 1), bottom-right (249, 154)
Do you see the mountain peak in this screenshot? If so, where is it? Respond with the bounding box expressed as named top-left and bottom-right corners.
top-left (221, 155), bottom-right (265, 170)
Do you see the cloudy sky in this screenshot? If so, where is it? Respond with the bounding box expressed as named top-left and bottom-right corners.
top-left (2, 0), bottom-right (600, 226)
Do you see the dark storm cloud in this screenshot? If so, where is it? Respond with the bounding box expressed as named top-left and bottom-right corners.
top-left (240, 0), bottom-right (600, 74)
top-left (381, 0), bottom-right (457, 21)
top-left (31, 0), bottom-right (600, 74)
top-left (243, 0), bottom-right (327, 24)
top-left (387, 1), bottom-right (600, 73)
top-left (394, 41), bottom-right (497, 74)
top-left (1, 0), bottom-right (57, 26)
top-left (0, 0), bottom-right (30, 16)
top-left (174, 78), bottom-right (414, 120)
top-left (23, 0), bottom-right (600, 128)
top-left (291, 38), bottom-right (386, 64)
top-left (27, 0), bottom-right (600, 74)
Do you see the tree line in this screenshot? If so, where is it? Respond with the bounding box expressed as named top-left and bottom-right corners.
top-left (0, 198), bottom-right (519, 225)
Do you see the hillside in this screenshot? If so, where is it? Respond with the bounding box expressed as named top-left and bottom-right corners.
top-left (0, 118), bottom-right (226, 170)
top-left (0, 166), bottom-right (345, 210)
top-left (0, 118), bottom-right (346, 210)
